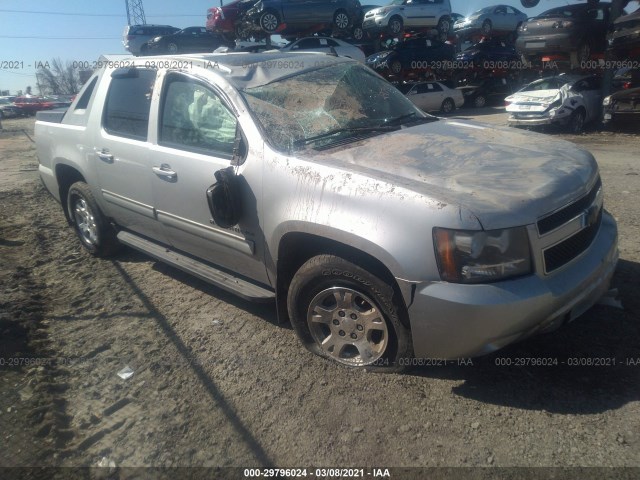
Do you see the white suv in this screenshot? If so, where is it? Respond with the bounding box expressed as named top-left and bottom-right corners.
top-left (362, 0), bottom-right (452, 36)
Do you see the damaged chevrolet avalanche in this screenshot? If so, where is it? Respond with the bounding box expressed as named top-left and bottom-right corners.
top-left (35, 53), bottom-right (618, 370)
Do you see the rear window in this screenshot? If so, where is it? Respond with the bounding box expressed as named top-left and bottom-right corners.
top-left (103, 69), bottom-right (156, 140)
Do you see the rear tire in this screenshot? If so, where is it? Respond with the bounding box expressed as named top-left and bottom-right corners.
top-left (440, 97), bottom-right (455, 114)
top-left (259, 10), bottom-right (280, 33)
top-left (167, 42), bottom-right (178, 54)
top-left (437, 16), bottom-right (451, 36)
top-left (66, 182), bottom-right (120, 257)
top-left (334, 10), bottom-right (350, 30)
top-left (287, 254), bottom-right (413, 371)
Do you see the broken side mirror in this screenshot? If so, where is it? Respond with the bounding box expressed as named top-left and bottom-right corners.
top-left (206, 166), bottom-right (243, 229)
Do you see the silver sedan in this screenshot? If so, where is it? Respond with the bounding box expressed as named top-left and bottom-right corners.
top-left (454, 4), bottom-right (527, 38)
top-left (277, 37), bottom-right (366, 63)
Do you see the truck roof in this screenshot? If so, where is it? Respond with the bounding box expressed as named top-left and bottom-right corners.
top-left (100, 52), bottom-right (353, 90)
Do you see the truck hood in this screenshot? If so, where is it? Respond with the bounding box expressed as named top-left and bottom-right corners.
top-left (313, 119), bottom-right (599, 230)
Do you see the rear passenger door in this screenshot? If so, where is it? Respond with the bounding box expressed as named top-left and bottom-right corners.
top-left (150, 72), bottom-right (268, 284)
top-left (94, 68), bottom-right (168, 243)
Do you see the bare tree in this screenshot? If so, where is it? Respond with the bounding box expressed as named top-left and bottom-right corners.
top-left (36, 58), bottom-right (81, 95)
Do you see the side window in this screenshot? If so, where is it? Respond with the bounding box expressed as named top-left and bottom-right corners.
top-left (103, 69), bottom-right (156, 140)
top-left (159, 75), bottom-right (237, 157)
top-left (296, 38), bottom-right (321, 49)
top-left (75, 76), bottom-right (98, 110)
top-left (431, 83), bottom-right (443, 92)
top-left (327, 39), bottom-right (340, 47)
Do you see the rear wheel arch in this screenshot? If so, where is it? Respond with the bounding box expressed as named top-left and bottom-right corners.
top-left (275, 232), bottom-right (411, 331)
top-left (55, 163), bottom-right (86, 223)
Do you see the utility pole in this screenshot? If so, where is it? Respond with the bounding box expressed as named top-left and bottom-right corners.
top-left (125, 0), bottom-right (147, 25)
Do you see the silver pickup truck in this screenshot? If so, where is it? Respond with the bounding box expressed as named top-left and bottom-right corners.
top-left (36, 53), bottom-right (618, 370)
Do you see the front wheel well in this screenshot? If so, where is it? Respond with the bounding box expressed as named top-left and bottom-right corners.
top-left (275, 232), bottom-right (410, 329)
top-left (55, 164), bottom-right (85, 222)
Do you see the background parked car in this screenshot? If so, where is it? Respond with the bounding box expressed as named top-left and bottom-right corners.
top-left (207, 0), bottom-right (258, 41)
top-left (122, 24), bottom-right (180, 55)
top-left (145, 27), bottom-right (229, 54)
top-left (0, 98), bottom-right (21, 119)
top-left (352, 4), bottom-right (380, 40)
top-left (603, 86), bottom-right (640, 126)
top-left (243, 0), bottom-right (361, 36)
top-left (517, 3), bottom-right (615, 64)
top-left (458, 75), bottom-right (517, 107)
top-left (607, 8), bottom-right (640, 59)
top-left (276, 37), bottom-right (365, 62)
top-left (362, 0), bottom-right (452, 37)
top-left (400, 81), bottom-right (463, 113)
top-left (456, 37), bottom-right (521, 66)
top-left (506, 74), bottom-right (602, 133)
top-left (12, 96), bottom-right (55, 116)
top-left (365, 36), bottom-right (455, 79)
top-left (454, 4), bottom-right (527, 40)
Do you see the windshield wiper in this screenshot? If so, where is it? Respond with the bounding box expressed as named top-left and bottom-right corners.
top-left (293, 125), bottom-right (398, 147)
top-left (383, 112), bottom-right (438, 126)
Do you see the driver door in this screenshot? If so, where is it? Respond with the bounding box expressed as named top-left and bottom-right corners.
top-left (150, 72), bottom-right (268, 284)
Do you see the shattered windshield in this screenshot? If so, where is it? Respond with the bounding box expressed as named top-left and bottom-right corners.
top-left (241, 63), bottom-right (430, 152)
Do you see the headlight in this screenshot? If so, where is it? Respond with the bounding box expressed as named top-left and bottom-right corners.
top-left (433, 227), bottom-right (532, 283)
top-left (603, 96), bottom-right (611, 106)
top-left (544, 94), bottom-right (562, 110)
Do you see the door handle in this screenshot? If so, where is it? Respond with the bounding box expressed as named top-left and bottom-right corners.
top-left (97, 149), bottom-right (114, 163)
top-left (153, 164), bottom-right (177, 180)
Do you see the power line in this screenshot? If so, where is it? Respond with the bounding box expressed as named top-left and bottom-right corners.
top-left (0, 9), bottom-right (203, 17)
top-left (0, 68), bottom-right (36, 77)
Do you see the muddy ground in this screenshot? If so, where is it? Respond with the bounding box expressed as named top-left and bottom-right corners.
top-left (0, 114), bottom-right (639, 477)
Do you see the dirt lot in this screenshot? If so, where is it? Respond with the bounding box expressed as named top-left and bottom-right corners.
top-left (1, 114), bottom-right (639, 477)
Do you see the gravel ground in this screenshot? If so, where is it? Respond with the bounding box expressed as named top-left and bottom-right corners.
top-left (0, 115), bottom-right (639, 477)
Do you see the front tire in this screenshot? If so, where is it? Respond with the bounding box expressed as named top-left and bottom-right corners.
top-left (287, 255), bottom-right (412, 371)
top-left (167, 42), bottom-right (178, 54)
top-left (67, 182), bottom-right (119, 257)
top-left (568, 108), bottom-right (586, 134)
top-left (482, 19), bottom-right (492, 35)
top-left (390, 59), bottom-right (403, 75)
top-left (388, 16), bottom-right (403, 36)
top-left (352, 25), bottom-right (364, 40)
top-left (473, 94), bottom-right (486, 108)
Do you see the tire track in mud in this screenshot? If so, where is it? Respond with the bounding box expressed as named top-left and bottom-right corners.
top-left (0, 185), bottom-right (76, 465)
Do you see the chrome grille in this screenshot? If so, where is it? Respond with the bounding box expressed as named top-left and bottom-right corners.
top-left (538, 177), bottom-right (602, 235)
top-left (543, 208), bottom-right (602, 273)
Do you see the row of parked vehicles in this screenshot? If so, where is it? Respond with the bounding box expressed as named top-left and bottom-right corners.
top-left (0, 95), bottom-right (74, 119)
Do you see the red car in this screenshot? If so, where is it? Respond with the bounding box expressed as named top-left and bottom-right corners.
top-left (13, 96), bottom-right (56, 116)
top-left (207, 0), bottom-right (254, 40)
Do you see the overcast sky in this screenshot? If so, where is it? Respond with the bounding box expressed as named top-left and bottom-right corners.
top-left (1, 0), bottom-right (638, 94)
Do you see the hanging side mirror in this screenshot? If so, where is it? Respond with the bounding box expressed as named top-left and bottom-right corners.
top-left (206, 166), bottom-right (243, 229)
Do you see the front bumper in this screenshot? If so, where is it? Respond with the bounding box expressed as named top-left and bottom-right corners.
top-left (362, 13), bottom-right (394, 31)
top-left (507, 107), bottom-right (571, 127)
top-left (405, 211), bottom-right (618, 359)
top-left (453, 23), bottom-right (481, 36)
